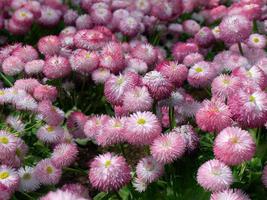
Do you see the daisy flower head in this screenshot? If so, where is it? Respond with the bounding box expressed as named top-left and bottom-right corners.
top-left (91, 7), bottom-right (112, 25)
top-left (14, 78), bottom-right (40, 94)
top-left (6, 115), bottom-right (25, 132)
top-left (43, 55), bottom-right (72, 79)
top-left (156, 61), bottom-right (188, 87)
top-left (18, 166), bottom-right (40, 192)
top-left (132, 177), bottom-right (147, 193)
top-left (219, 14), bottom-right (252, 44)
top-left (40, 189), bottom-right (88, 200)
top-left (84, 115), bottom-right (109, 140)
top-left (0, 131), bottom-right (17, 160)
top-left (88, 152), bottom-right (131, 191)
top-left (125, 111), bottom-right (162, 145)
top-left (0, 183), bottom-right (11, 200)
top-left (33, 85), bottom-right (58, 102)
top-left (247, 33), bottom-right (266, 49)
top-left (37, 6), bottom-right (61, 27)
top-left (194, 27), bottom-right (215, 48)
top-left (37, 35), bottom-right (60, 56)
top-left (210, 189), bottom-right (251, 200)
top-left (119, 16), bottom-right (140, 37)
top-left (228, 90), bottom-right (267, 128)
top-left (61, 183), bottom-right (90, 199)
top-left (66, 111), bottom-right (87, 139)
top-left (136, 156), bottom-right (164, 184)
top-left (174, 125), bottom-right (199, 152)
top-left (7, 18), bottom-right (30, 35)
top-left (188, 61), bottom-right (216, 88)
top-left (122, 86), bottom-right (153, 113)
top-left (14, 94), bottom-right (38, 111)
top-left (25, 59), bottom-right (45, 75)
top-left (0, 165), bottom-right (19, 192)
top-left (75, 14), bottom-right (92, 30)
top-left (150, 131), bottom-right (186, 164)
top-left (36, 125), bottom-right (64, 144)
top-left (63, 9), bottom-right (78, 26)
top-left (35, 159), bottom-right (62, 185)
top-left (131, 43), bottom-right (157, 66)
top-left (143, 71), bottom-right (174, 100)
top-left (255, 58), bottom-right (267, 75)
top-left (92, 68), bottom-right (111, 84)
top-left (183, 19), bottom-right (201, 35)
top-left (183, 52), bottom-right (204, 67)
top-left (2, 56), bottom-right (24, 76)
top-left (151, 0), bottom-right (182, 21)
top-left (196, 99), bottom-right (232, 133)
top-left (197, 159), bottom-right (233, 192)
top-left (125, 58), bottom-right (148, 74)
top-left (172, 42), bottom-right (199, 63)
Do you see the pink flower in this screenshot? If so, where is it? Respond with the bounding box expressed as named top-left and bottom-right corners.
top-left (14, 78), bottom-right (40, 94)
top-left (61, 183), bottom-right (90, 199)
top-left (0, 131), bottom-right (17, 160)
top-left (2, 56), bottom-right (24, 76)
top-left (25, 59), bottom-right (45, 75)
top-left (211, 189), bottom-right (251, 200)
top-left (75, 14), bottom-right (93, 30)
top-left (36, 125), bottom-right (64, 144)
top-left (88, 153), bottom-right (131, 191)
top-left (41, 189), bottom-right (87, 200)
top-left (131, 43), bottom-right (157, 66)
top-left (183, 20), bottom-right (200, 35)
top-left (33, 85), bottom-right (58, 102)
top-left (38, 35), bottom-right (60, 56)
top-left (172, 42), bottom-right (199, 63)
top-left (0, 165), bottom-right (19, 192)
top-left (119, 16), bottom-right (140, 37)
top-left (38, 6), bottom-right (61, 27)
top-left (247, 33), bottom-right (266, 49)
top-left (66, 111), bottom-right (87, 139)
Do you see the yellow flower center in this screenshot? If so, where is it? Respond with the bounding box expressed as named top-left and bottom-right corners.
top-left (116, 78), bottom-right (124, 85)
top-left (230, 136), bottom-right (239, 144)
top-left (249, 95), bottom-right (255, 102)
top-left (104, 160), bottom-right (111, 168)
top-left (22, 173), bottom-right (31, 180)
top-left (20, 12), bottom-right (27, 17)
top-left (46, 166), bottom-right (53, 174)
top-left (46, 126), bottom-right (54, 132)
top-left (0, 136), bottom-right (9, 144)
top-left (222, 79), bottom-right (230, 85)
top-left (137, 118), bottom-right (146, 125)
top-left (0, 90), bottom-right (5, 95)
top-left (253, 37), bottom-right (259, 43)
top-left (85, 53), bottom-right (90, 59)
top-left (195, 67), bottom-right (203, 73)
top-left (0, 171), bottom-right (9, 180)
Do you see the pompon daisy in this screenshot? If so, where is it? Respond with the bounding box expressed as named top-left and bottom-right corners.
top-left (125, 111), bottom-right (162, 145)
top-left (14, 94), bottom-right (38, 111)
top-left (194, 27), bottom-right (215, 48)
top-left (125, 58), bottom-right (148, 75)
top-left (187, 61), bottom-right (216, 88)
top-left (119, 16), bottom-right (140, 37)
top-left (13, 78), bottom-right (40, 94)
top-left (18, 166), bottom-right (40, 192)
top-left (97, 117), bottom-right (126, 146)
top-left (35, 159), bottom-right (62, 185)
top-left (210, 189), bottom-right (251, 200)
top-left (211, 74), bottom-right (241, 100)
top-left (174, 125), bottom-right (199, 152)
top-left (196, 100), bottom-right (232, 133)
top-left (2, 56), bottom-right (24, 76)
top-left (104, 72), bottom-right (141, 105)
top-left (38, 6), bottom-right (61, 27)
top-left (25, 59), bottom-right (45, 75)
top-left (214, 127), bottom-right (256, 166)
top-left (0, 131), bottom-right (17, 160)
top-left (122, 86), bottom-right (153, 113)
top-left (6, 115), bottom-right (25, 132)
top-left (172, 42), bottom-right (199, 63)
top-left (136, 156), bottom-right (164, 184)
top-left (247, 33), bottom-right (266, 49)
top-left (131, 43), bottom-right (157, 66)
top-left (66, 111), bottom-right (88, 139)
top-left (84, 115), bottom-right (109, 140)
top-left (0, 165), bottom-right (19, 192)
top-left (143, 71), bottom-right (174, 100)
top-left (76, 14), bottom-right (92, 30)
top-left (228, 90), bottom-right (267, 128)
top-left (36, 125), bottom-right (64, 144)
top-left (150, 132), bottom-right (186, 164)
top-left (12, 45), bottom-right (38, 63)
top-left (61, 183), bottom-right (90, 199)
top-left (37, 35), bottom-right (60, 56)
top-left (91, 68), bottom-right (111, 84)
top-left (40, 189), bottom-right (88, 200)
top-left (51, 143), bottom-right (78, 168)
top-left (183, 52), bottom-right (204, 67)
top-left (132, 177), bottom-right (148, 193)
top-left (33, 85), bottom-right (58, 102)
top-left (0, 183), bottom-right (11, 200)
top-left (197, 159), bottom-right (233, 192)
top-left (88, 153), bottom-right (131, 191)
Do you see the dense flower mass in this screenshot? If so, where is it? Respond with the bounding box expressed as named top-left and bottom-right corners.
top-left (0, 0), bottom-right (266, 199)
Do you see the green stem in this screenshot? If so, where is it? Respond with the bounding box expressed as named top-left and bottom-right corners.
top-left (253, 20), bottom-right (259, 33)
top-left (0, 72), bottom-right (13, 87)
top-left (168, 106), bottom-right (176, 130)
top-left (19, 192), bottom-right (35, 200)
top-left (64, 167), bottom-right (87, 175)
top-left (115, 191), bottom-right (123, 200)
top-left (119, 144), bottom-right (126, 157)
top-left (238, 42), bottom-right (244, 56)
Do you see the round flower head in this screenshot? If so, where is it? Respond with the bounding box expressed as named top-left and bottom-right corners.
top-left (104, 72), bottom-right (140, 105)
top-left (211, 74), bottom-right (241, 100)
top-left (194, 27), bottom-right (215, 48)
top-left (143, 71), bottom-right (174, 100)
top-left (174, 125), bottom-right (199, 152)
top-left (150, 131), bottom-right (186, 164)
top-left (38, 6), bottom-right (61, 27)
top-left (35, 159), bottom-right (62, 185)
top-left (91, 68), bottom-right (111, 84)
top-left (112, 9), bottom-right (129, 26)
top-left (69, 49), bottom-right (99, 74)
top-left (196, 100), bottom-right (232, 133)
top-left (75, 14), bottom-right (93, 30)
top-left (61, 183), bottom-right (90, 199)
top-left (156, 61), bottom-right (188, 87)
top-left (0, 183), bottom-right (11, 200)
top-left (38, 100), bottom-right (64, 126)
top-left (228, 90), bottom-right (267, 128)
top-left (41, 189), bottom-right (88, 200)
top-left (151, 0), bottom-right (182, 21)
top-left (84, 115), bottom-right (109, 140)
top-left (25, 59), bottom-right (45, 75)
top-left (14, 94), bottom-right (38, 111)
top-left (51, 143), bottom-right (78, 168)
top-left (7, 18), bottom-right (30, 35)
top-left (183, 53), bottom-right (204, 67)
top-left (64, 9), bottom-right (78, 25)
top-left (18, 166), bottom-right (40, 192)
top-left (212, 26), bottom-right (221, 40)
top-left (210, 189), bottom-right (251, 200)
top-left (12, 45), bottom-right (38, 63)
top-left (132, 177), bottom-right (148, 193)
top-left (14, 78), bottom-right (40, 94)
top-left (197, 159), bottom-right (233, 192)
top-left (125, 58), bottom-right (148, 74)
top-left (33, 85), bottom-right (58, 102)
top-left (24, 0), bottom-right (41, 18)
top-left (247, 33), bottom-right (266, 49)
top-left (43, 55), bottom-right (71, 79)
top-left (97, 117), bottom-right (125, 146)
top-left (122, 86), bottom-right (153, 113)
top-left (36, 125), bottom-right (64, 144)
top-left (0, 131), bottom-right (17, 160)
top-left (172, 42), bottom-right (199, 63)
top-left (219, 15), bottom-right (252, 44)
top-left (6, 115), bottom-right (25, 132)
top-left (119, 16), bottom-right (140, 37)
top-left (66, 111), bottom-right (87, 139)
top-left (2, 56), bottom-right (24, 76)
top-left (183, 19), bottom-right (200, 35)
top-left (136, 156), bottom-right (164, 184)
top-left (0, 165), bottom-right (19, 191)
top-left (187, 61), bottom-right (216, 88)
top-left (125, 111), bottom-right (162, 145)
top-left (214, 127), bottom-right (256, 166)
top-left (89, 153), bottom-right (131, 191)
top-left (131, 43), bottom-right (157, 66)
top-left (38, 35), bottom-right (60, 56)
